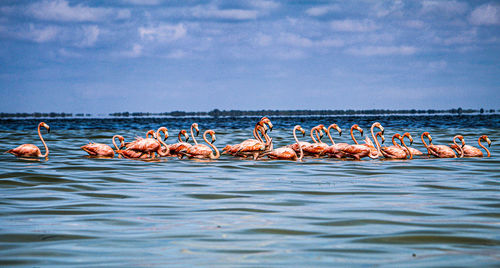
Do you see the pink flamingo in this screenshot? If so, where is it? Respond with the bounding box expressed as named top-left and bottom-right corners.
top-left (380, 133), bottom-right (408, 159)
top-left (6, 122), bottom-right (50, 158)
top-left (399, 133), bottom-right (423, 156)
top-left (338, 122), bottom-right (384, 160)
top-left (287, 124), bottom-right (324, 153)
top-left (421, 132), bottom-right (458, 158)
top-left (81, 135), bottom-right (125, 157)
top-left (125, 130), bottom-right (156, 148)
top-left (399, 133), bottom-right (413, 159)
top-left (181, 130), bottom-right (220, 159)
top-left (303, 125), bottom-right (331, 157)
top-left (118, 127), bottom-right (170, 159)
top-left (168, 130), bottom-right (191, 157)
top-left (224, 117), bottom-right (273, 157)
top-left (321, 124), bottom-right (349, 158)
top-left (450, 135), bottom-right (491, 157)
top-left (261, 125), bottom-right (306, 161)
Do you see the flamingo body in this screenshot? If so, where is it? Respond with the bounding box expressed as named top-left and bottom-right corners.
top-left (381, 145), bottom-right (407, 159)
top-left (428, 145), bottom-right (456, 158)
top-left (81, 143), bottom-right (115, 157)
top-left (7, 144), bottom-right (43, 157)
top-left (265, 147), bottom-right (298, 160)
top-left (450, 144), bottom-right (483, 157)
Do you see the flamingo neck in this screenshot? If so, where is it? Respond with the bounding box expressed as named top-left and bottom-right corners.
top-left (310, 128), bottom-right (319, 143)
top-left (371, 125), bottom-right (382, 155)
top-left (38, 123), bottom-right (49, 157)
top-left (156, 132), bottom-right (170, 157)
top-left (326, 126), bottom-right (335, 145)
top-left (452, 136), bottom-right (464, 158)
top-left (204, 132), bottom-right (220, 159)
top-left (478, 136), bottom-right (490, 157)
top-left (294, 127), bottom-right (303, 161)
top-left (400, 137), bottom-right (412, 160)
top-left (392, 136), bottom-right (400, 147)
top-left (191, 125), bottom-right (198, 145)
top-left (253, 124), bottom-right (264, 142)
top-left (421, 133), bottom-right (431, 155)
top-left (112, 135), bottom-right (123, 150)
top-left (351, 126), bottom-right (359, 145)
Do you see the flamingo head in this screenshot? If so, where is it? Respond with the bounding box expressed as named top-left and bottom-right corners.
top-left (372, 122), bottom-right (384, 135)
top-left (260, 117), bottom-right (273, 131)
top-left (118, 135), bottom-right (125, 147)
top-left (192, 123), bottom-right (200, 136)
top-left (146, 130), bottom-right (156, 139)
top-left (403, 132), bottom-right (414, 145)
top-left (481, 135), bottom-right (491, 147)
top-left (329, 124), bottom-right (342, 136)
top-left (453, 135), bottom-right (465, 147)
top-left (180, 130), bottom-right (189, 141)
top-left (40, 122), bottom-right (50, 133)
top-left (352, 124), bottom-right (363, 136)
top-left (392, 133), bottom-right (401, 140)
top-left (205, 130), bottom-right (216, 143)
top-left (157, 127), bottom-right (168, 141)
top-left (422, 132), bottom-right (432, 143)
top-left (295, 125), bottom-right (306, 137)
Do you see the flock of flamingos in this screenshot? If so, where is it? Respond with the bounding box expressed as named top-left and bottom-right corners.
top-left (6, 117), bottom-right (492, 161)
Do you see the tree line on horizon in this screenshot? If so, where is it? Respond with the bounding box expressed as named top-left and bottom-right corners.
top-left (0, 108), bottom-right (498, 118)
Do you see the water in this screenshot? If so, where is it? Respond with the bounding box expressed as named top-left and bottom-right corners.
top-left (1, 115), bottom-right (499, 266)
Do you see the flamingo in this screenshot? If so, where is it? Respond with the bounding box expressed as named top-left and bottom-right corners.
top-left (399, 132), bottom-right (423, 156)
top-left (168, 130), bottom-right (191, 157)
top-left (224, 117), bottom-right (273, 157)
top-left (6, 122), bottom-right (50, 158)
top-left (421, 132), bottom-right (458, 158)
top-left (125, 130), bottom-right (156, 148)
top-left (118, 127), bottom-right (170, 159)
top-left (379, 133), bottom-right (408, 159)
top-left (261, 125), bottom-right (306, 161)
top-left (287, 124), bottom-right (324, 153)
top-left (338, 122), bottom-right (384, 160)
top-left (399, 133), bottom-right (413, 159)
top-left (181, 130), bottom-right (220, 159)
top-left (450, 135), bottom-right (491, 157)
top-left (303, 124), bottom-right (330, 157)
top-left (323, 124), bottom-right (358, 158)
top-left (450, 135), bottom-right (466, 158)
top-left (81, 135), bottom-right (125, 157)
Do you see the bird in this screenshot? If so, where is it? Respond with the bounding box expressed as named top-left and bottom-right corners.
top-left (224, 117), bottom-right (273, 158)
top-left (181, 130), bottom-right (220, 159)
top-left (168, 130), bottom-right (192, 157)
top-left (421, 132), bottom-right (458, 158)
top-left (379, 133), bottom-right (408, 159)
top-left (260, 125), bottom-right (306, 161)
top-left (303, 124), bottom-right (331, 157)
top-left (322, 124), bottom-right (357, 158)
top-left (118, 127), bottom-right (170, 159)
top-left (125, 130), bottom-right (156, 148)
top-left (397, 132), bottom-right (423, 157)
top-left (286, 124), bottom-right (324, 154)
top-left (338, 122), bottom-right (384, 160)
top-left (450, 135), bottom-right (491, 157)
top-left (81, 135), bottom-right (125, 157)
top-left (6, 122), bottom-right (50, 158)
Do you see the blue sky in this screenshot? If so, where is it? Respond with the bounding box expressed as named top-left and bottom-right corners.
top-left (0, 0), bottom-right (499, 113)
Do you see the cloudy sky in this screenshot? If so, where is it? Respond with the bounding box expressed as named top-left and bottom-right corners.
top-left (0, 0), bottom-right (499, 113)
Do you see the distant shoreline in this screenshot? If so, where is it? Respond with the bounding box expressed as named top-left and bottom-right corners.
top-left (0, 108), bottom-right (498, 119)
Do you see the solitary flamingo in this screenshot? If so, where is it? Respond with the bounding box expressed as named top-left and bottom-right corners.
top-left (450, 135), bottom-right (492, 157)
top-left (168, 130), bottom-right (191, 157)
top-left (81, 135), bottom-right (125, 157)
top-left (421, 132), bottom-right (458, 158)
top-left (261, 125), bottom-right (306, 161)
top-left (7, 122), bottom-right (50, 158)
top-left (118, 127), bottom-right (170, 159)
top-left (181, 130), bottom-right (220, 159)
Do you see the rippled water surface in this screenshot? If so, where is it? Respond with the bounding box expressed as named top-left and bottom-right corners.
top-left (1, 115), bottom-right (499, 266)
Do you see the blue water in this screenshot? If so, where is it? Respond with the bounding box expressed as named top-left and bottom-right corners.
top-left (1, 115), bottom-right (499, 266)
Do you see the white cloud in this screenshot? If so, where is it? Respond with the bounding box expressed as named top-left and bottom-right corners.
top-left (346, 46), bottom-right (417, 56)
top-left (469, 3), bottom-right (500, 25)
top-left (305, 5), bottom-right (340, 16)
top-left (191, 6), bottom-right (258, 20)
top-left (139, 23), bottom-right (186, 42)
top-left (421, 0), bottom-right (468, 16)
top-left (26, 24), bottom-right (60, 43)
top-left (280, 33), bottom-right (313, 47)
top-left (26, 0), bottom-right (130, 22)
top-left (78, 25), bottom-right (100, 47)
top-left (122, 44), bottom-right (143, 57)
top-left (250, 0), bottom-right (280, 10)
top-left (123, 0), bottom-right (162, 5)
top-left (331, 19), bottom-right (378, 32)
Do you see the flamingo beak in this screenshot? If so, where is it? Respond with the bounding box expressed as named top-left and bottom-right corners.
top-left (47, 126), bottom-right (51, 133)
top-left (339, 130), bottom-right (342, 136)
top-left (486, 138), bottom-right (491, 147)
top-left (360, 130), bottom-right (364, 136)
top-left (268, 122), bottom-right (273, 131)
top-left (410, 139), bottom-right (413, 146)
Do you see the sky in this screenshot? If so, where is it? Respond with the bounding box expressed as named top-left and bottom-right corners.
top-left (0, 0), bottom-right (499, 113)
